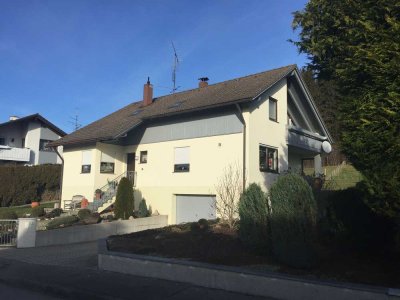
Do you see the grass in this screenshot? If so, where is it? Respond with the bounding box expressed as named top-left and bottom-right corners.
top-left (0, 201), bottom-right (58, 218)
top-left (325, 165), bottom-right (363, 190)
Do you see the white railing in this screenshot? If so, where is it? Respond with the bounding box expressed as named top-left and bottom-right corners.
top-left (0, 220), bottom-right (18, 247)
top-left (0, 146), bottom-right (30, 162)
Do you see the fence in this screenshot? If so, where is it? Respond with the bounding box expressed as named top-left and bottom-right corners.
top-left (0, 220), bottom-right (18, 247)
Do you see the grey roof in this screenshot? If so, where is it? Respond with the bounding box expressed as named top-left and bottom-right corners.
top-left (50, 64), bottom-right (296, 147)
top-left (0, 113), bottom-right (66, 137)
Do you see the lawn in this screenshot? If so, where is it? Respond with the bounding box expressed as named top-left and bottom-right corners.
top-left (108, 221), bottom-right (400, 288)
top-left (0, 201), bottom-right (58, 218)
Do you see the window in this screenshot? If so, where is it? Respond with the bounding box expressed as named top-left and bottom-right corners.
top-left (0, 137), bottom-right (5, 145)
top-left (39, 139), bottom-right (54, 151)
top-left (140, 151), bottom-right (148, 163)
top-left (174, 146), bottom-right (190, 172)
top-left (269, 97), bottom-right (278, 121)
top-left (259, 145), bottom-right (278, 173)
top-left (81, 150), bottom-right (92, 173)
top-left (22, 138), bottom-right (25, 148)
top-left (100, 152), bottom-right (115, 174)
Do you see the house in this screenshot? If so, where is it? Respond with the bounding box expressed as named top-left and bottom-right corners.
top-left (0, 114), bottom-right (66, 165)
top-left (50, 65), bottom-right (333, 224)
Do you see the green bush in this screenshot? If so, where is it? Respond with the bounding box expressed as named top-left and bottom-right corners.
top-left (31, 206), bottom-right (45, 218)
top-left (269, 173), bottom-right (317, 268)
top-left (138, 199), bottom-right (151, 218)
top-left (46, 215), bottom-right (79, 230)
top-left (114, 177), bottom-right (134, 220)
top-left (80, 212), bottom-right (101, 225)
top-left (45, 208), bottom-right (63, 218)
top-left (0, 165), bottom-right (61, 207)
top-left (0, 210), bottom-right (18, 220)
top-left (198, 218), bottom-right (209, 231)
top-left (77, 209), bottom-right (92, 220)
top-left (238, 183), bottom-right (269, 253)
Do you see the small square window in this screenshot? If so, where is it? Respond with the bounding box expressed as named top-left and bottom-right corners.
top-left (140, 151), bottom-right (148, 164)
top-left (259, 145), bottom-right (278, 173)
top-left (81, 165), bottom-right (91, 173)
top-left (269, 97), bottom-right (278, 122)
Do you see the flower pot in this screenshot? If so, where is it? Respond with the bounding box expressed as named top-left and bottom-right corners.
top-left (31, 201), bottom-right (40, 208)
top-left (81, 198), bottom-right (89, 209)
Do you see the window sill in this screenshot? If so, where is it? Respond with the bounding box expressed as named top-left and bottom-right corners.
top-left (269, 119), bottom-right (279, 123)
top-left (100, 172), bottom-right (115, 174)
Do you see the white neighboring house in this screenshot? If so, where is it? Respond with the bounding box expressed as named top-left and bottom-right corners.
top-left (0, 114), bottom-right (66, 165)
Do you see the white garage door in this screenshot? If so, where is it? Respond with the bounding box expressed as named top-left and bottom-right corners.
top-left (176, 195), bottom-right (216, 223)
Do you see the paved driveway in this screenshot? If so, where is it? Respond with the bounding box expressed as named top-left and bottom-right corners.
top-left (0, 241), bottom-right (98, 269)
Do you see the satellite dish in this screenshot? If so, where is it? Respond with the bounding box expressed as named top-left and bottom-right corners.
top-left (322, 141), bottom-right (332, 154)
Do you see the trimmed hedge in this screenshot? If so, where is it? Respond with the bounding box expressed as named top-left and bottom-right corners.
top-left (31, 206), bottom-right (45, 218)
top-left (0, 165), bottom-right (61, 207)
top-left (269, 173), bottom-right (317, 268)
top-left (238, 183), bottom-right (269, 253)
top-left (0, 210), bottom-right (18, 220)
top-left (114, 177), bottom-right (134, 220)
top-left (46, 215), bottom-right (79, 230)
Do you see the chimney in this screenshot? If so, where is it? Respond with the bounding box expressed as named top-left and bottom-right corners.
top-left (143, 77), bottom-right (153, 106)
top-left (9, 116), bottom-right (19, 121)
top-left (198, 77), bottom-right (209, 88)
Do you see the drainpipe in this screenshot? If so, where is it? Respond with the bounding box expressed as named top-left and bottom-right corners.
top-left (53, 146), bottom-right (64, 208)
top-left (235, 104), bottom-right (246, 189)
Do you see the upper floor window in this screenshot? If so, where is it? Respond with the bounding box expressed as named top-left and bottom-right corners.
top-left (0, 137), bottom-right (5, 146)
top-left (140, 151), bottom-right (148, 164)
top-left (100, 152), bottom-right (115, 174)
top-left (39, 139), bottom-right (54, 151)
top-left (174, 146), bottom-right (190, 172)
top-left (259, 145), bottom-right (278, 173)
top-left (81, 150), bottom-right (92, 174)
top-left (269, 97), bottom-right (278, 122)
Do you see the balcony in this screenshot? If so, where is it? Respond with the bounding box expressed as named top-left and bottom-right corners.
top-left (287, 125), bottom-right (326, 153)
top-left (0, 146), bottom-right (31, 162)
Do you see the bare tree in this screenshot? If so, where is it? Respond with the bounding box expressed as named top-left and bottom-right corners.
top-left (214, 162), bottom-right (243, 228)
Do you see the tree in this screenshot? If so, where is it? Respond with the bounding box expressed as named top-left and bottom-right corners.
top-left (291, 0), bottom-right (400, 220)
top-left (114, 177), bottom-right (134, 220)
top-left (214, 162), bottom-right (243, 228)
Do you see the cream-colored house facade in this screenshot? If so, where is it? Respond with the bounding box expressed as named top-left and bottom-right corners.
top-left (51, 65), bottom-right (332, 224)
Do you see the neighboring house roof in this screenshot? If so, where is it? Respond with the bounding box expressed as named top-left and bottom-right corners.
top-left (0, 113), bottom-right (66, 137)
top-left (50, 65), bottom-right (297, 147)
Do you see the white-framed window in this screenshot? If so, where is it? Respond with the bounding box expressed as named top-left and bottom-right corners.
top-left (259, 144), bottom-right (278, 173)
top-left (81, 150), bottom-right (92, 174)
top-left (174, 146), bottom-right (190, 172)
top-left (269, 97), bottom-right (278, 122)
top-left (100, 152), bottom-right (115, 174)
top-left (140, 151), bottom-right (148, 164)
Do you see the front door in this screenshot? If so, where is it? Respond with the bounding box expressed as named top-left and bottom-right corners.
top-left (126, 153), bottom-right (135, 186)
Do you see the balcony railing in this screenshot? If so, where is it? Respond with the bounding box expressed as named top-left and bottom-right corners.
top-left (287, 125), bottom-right (325, 153)
top-left (0, 146), bottom-right (30, 162)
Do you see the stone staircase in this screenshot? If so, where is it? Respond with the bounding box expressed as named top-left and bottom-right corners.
top-left (87, 171), bottom-right (135, 214)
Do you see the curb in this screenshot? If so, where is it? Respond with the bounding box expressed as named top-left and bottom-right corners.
top-left (98, 239), bottom-right (399, 300)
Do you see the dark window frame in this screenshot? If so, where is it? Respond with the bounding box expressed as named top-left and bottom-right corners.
top-left (39, 139), bottom-right (54, 152)
top-left (269, 97), bottom-right (278, 122)
top-left (100, 162), bottom-right (115, 174)
top-left (140, 151), bottom-right (148, 164)
top-left (81, 165), bottom-right (91, 174)
top-left (0, 137), bottom-right (5, 146)
top-left (259, 145), bottom-right (279, 173)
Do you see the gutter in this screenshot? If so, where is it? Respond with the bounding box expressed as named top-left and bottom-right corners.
top-left (235, 104), bottom-right (246, 189)
top-left (53, 146), bottom-right (64, 207)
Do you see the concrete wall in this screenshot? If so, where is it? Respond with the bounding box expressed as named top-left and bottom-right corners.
top-left (35, 215), bottom-right (167, 247)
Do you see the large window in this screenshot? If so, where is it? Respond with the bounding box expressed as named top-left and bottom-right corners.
top-left (269, 97), bottom-right (278, 122)
top-left (100, 152), bottom-right (115, 174)
top-left (39, 139), bottom-right (54, 151)
top-left (174, 146), bottom-right (190, 172)
top-left (81, 150), bottom-right (92, 174)
top-left (259, 145), bottom-right (278, 173)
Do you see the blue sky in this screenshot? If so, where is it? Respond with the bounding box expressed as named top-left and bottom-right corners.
top-left (0, 0), bottom-right (308, 133)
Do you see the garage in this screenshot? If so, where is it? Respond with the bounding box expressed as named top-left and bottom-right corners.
top-left (176, 195), bottom-right (216, 223)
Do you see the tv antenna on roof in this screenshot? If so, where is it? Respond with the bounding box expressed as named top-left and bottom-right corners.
top-left (69, 108), bottom-right (82, 131)
top-left (171, 41), bottom-right (180, 93)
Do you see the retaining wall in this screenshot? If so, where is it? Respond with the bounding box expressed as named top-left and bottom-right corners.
top-left (36, 215), bottom-right (167, 247)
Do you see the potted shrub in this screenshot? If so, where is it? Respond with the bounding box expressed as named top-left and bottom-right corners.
top-left (81, 197), bottom-right (89, 209)
top-left (31, 200), bottom-right (40, 208)
top-left (95, 189), bottom-right (102, 200)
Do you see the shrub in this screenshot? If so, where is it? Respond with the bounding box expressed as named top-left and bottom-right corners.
top-left (114, 177), bottom-right (134, 220)
top-left (198, 218), bottom-right (209, 231)
top-left (31, 206), bottom-right (45, 218)
top-left (238, 183), bottom-right (269, 253)
top-left (80, 212), bottom-right (101, 225)
top-left (138, 199), bottom-right (150, 218)
top-left (269, 173), bottom-right (317, 268)
top-left (45, 208), bottom-right (63, 218)
top-left (0, 210), bottom-right (18, 220)
top-left (46, 215), bottom-right (79, 230)
top-left (77, 209), bottom-right (92, 220)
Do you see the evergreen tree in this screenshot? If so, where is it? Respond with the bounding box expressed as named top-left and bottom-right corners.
top-left (114, 177), bottom-right (134, 220)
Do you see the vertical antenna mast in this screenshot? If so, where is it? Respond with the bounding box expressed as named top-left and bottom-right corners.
top-left (171, 41), bottom-right (180, 93)
top-left (69, 109), bottom-right (82, 132)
